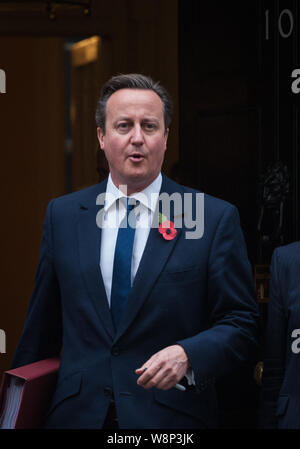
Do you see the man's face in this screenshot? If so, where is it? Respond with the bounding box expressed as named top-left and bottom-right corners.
top-left (97, 88), bottom-right (169, 195)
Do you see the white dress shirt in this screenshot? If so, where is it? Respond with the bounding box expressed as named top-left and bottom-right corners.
top-left (100, 173), bottom-right (161, 305)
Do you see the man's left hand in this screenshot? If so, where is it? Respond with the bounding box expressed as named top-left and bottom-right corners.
top-left (135, 345), bottom-right (190, 390)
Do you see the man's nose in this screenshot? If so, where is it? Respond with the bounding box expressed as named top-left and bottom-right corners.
top-left (131, 125), bottom-right (144, 145)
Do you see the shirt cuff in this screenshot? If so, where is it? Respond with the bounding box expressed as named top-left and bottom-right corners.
top-left (184, 367), bottom-right (196, 386)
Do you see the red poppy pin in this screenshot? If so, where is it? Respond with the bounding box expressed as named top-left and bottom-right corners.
top-left (158, 213), bottom-right (177, 241)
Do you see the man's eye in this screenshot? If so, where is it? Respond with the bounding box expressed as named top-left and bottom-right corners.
top-left (144, 123), bottom-right (156, 130)
top-left (118, 123), bottom-right (129, 130)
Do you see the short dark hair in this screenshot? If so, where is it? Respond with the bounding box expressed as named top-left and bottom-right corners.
top-left (95, 73), bottom-right (173, 133)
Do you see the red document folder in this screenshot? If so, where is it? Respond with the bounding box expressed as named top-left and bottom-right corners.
top-left (0, 357), bottom-right (60, 429)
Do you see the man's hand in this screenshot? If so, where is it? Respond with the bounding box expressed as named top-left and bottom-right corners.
top-left (135, 344), bottom-right (190, 390)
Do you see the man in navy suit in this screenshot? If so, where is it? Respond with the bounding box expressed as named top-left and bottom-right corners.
top-left (260, 241), bottom-right (300, 428)
top-left (12, 74), bottom-right (259, 428)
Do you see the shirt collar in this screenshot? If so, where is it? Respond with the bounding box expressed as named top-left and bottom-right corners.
top-left (104, 173), bottom-right (162, 213)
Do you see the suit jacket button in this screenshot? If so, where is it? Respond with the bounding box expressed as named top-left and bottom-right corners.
top-left (111, 346), bottom-right (120, 356)
top-left (104, 387), bottom-right (113, 397)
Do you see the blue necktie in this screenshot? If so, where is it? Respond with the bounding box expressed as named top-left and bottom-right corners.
top-left (110, 198), bottom-right (137, 330)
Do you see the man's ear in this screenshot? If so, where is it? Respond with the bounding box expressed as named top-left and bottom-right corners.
top-left (97, 127), bottom-right (105, 150)
top-left (164, 128), bottom-right (169, 150)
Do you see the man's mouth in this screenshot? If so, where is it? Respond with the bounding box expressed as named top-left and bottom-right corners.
top-left (128, 153), bottom-right (145, 162)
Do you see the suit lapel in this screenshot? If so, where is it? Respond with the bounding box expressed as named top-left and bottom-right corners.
top-left (76, 175), bottom-right (185, 342)
top-left (77, 180), bottom-right (115, 340)
top-left (115, 175), bottom-right (183, 340)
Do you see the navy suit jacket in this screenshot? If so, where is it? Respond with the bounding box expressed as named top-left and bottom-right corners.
top-left (260, 241), bottom-right (300, 428)
top-left (12, 175), bottom-right (259, 429)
